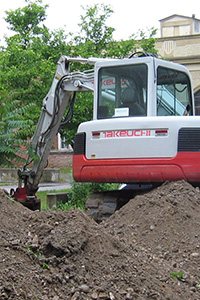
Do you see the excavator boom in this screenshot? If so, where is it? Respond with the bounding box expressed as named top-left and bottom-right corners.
top-left (11, 56), bottom-right (95, 209)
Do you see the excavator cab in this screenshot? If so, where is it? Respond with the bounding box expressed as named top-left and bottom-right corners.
top-left (96, 57), bottom-right (193, 119)
top-left (97, 62), bottom-right (147, 118)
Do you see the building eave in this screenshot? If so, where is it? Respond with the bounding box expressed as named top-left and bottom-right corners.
top-left (159, 14), bottom-right (200, 23)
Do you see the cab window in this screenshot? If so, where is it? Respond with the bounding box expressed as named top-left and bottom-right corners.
top-left (98, 64), bottom-right (147, 119)
top-left (157, 67), bottom-right (193, 116)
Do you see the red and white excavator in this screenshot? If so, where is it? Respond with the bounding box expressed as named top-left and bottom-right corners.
top-left (11, 53), bottom-right (200, 218)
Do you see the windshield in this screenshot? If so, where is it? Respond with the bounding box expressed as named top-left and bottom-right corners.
top-left (157, 67), bottom-right (193, 116)
top-left (97, 64), bottom-right (147, 119)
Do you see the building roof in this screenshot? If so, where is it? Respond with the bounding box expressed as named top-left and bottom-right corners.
top-left (159, 14), bottom-right (200, 22)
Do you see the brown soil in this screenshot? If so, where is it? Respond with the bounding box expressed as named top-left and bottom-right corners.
top-left (0, 180), bottom-right (199, 300)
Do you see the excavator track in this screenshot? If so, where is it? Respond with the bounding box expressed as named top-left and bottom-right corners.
top-left (85, 186), bottom-right (153, 222)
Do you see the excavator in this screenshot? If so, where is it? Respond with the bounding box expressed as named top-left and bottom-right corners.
top-left (11, 53), bottom-right (200, 220)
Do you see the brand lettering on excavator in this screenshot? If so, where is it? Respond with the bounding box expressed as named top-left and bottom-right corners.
top-left (103, 130), bottom-right (151, 138)
top-left (102, 78), bottom-right (115, 86)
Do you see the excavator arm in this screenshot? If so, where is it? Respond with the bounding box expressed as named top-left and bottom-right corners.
top-left (11, 55), bottom-right (95, 209)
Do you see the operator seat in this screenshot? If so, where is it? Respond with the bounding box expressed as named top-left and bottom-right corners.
top-left (121, 87), bottom-right (143, 116)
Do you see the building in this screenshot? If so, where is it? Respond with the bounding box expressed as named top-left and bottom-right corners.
top-left (156, 14), bottom-right (200, 114)
top-left (160, 14), bottom-right (200, 37)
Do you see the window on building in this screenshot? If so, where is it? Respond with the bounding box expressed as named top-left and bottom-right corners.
top-left (194, 20), bottom-right (199, 33)
top-left (58, 133), bottom-right (73, 151)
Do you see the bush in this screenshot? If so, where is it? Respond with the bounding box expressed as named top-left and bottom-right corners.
top-left (57, 180), bottom-right (120, 211)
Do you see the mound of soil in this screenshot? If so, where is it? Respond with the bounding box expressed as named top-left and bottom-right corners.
top-left (0, 180), bottom-right (199, 300)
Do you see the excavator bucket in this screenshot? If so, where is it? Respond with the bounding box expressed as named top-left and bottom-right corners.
top-left (10, 186), bottom-right (41, 211)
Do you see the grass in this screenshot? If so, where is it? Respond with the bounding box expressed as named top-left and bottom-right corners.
top-left (59, 167), bottom-right (73, 181)
top-left (37, 167), bottom-right (72, 210)
top-left (37, 189), bottom-right (71, 210)
top-left (56, 199), bottom-right (85, 211)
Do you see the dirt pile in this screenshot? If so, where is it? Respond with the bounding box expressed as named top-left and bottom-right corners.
top-left (0, 180), bottom-right (200, 300)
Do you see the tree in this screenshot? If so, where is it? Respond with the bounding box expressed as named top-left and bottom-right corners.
top-left (0, 0), bottom-right (68, 107)
top-left (4, 0), bottom-right (48, 47)
top-left (136, 27), bottom-right (158, 54)
top-left (0, 99), bottom-right (35, 167)
top-left (0, 0), bottom-right (68, 166)
top-left (77, 4), bottom-right (115, 45)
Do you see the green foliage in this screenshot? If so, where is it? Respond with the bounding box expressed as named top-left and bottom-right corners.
top-left (57, 180), bottom-right (120, 211)
top-left (170, 271), bottom-right (186, 282)
top-left (0, 1), bottom-right (70, 168)
top-left (60, 92), bottom-right (93, 145)
top-left (136, 27), bottom-right (158, 54)
top-left (5, 0), bottom-right (48, 47)
top-left (107, 39), bottom-right (137, 58)
top-left (0, 99), bottom-right (35, 167)
top-left (0, 34), bottom-right (60, 108)
top-left (42, 262), bottom-right (50, 270)
top-left (196, 278), bottom-right (200, 289)
top-left (1, 0), bottom-right (68, 115)
top-left (76, 4), bottom-right (115, 46)
top-left (26, 244), bottom-right (50, 270)
top-left (56, 199), bottom-right (83, 211)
